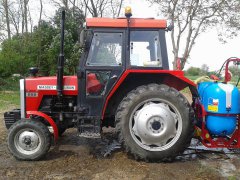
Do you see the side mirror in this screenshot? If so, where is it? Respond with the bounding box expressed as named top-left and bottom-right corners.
top-left (166, 24), bottom-right (174, 32)
top-left (79, 29), bottom-right (86, 48)
top-left (79, 29), bottom-right (93, 49)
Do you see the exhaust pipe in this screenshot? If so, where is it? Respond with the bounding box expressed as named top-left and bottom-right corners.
top-left (57, 10), bottom-right (65, 98)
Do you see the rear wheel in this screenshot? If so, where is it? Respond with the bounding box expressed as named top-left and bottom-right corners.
top-left (8, 119), bottom-right (51, 161)
top-left (116, 84), bottom-right (193, 161)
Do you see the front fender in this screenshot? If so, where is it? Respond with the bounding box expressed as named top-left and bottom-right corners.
top-left (27, 111), bottom-right (59, 141)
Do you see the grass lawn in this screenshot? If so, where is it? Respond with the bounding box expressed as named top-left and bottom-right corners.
top-left (0, 91), bottom-right (20, 111)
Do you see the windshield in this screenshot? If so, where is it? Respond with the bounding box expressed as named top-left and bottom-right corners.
top-left (86, 33), bottom-right (122, 66)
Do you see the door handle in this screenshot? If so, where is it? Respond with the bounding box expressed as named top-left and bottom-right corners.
top-left (77, 69), bottom-right (85, 79)
top-left (110, 74), bottom-right (118, 80)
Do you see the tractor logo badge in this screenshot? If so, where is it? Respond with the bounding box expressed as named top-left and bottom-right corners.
top-left (37, 85), bottom-right (76, 90)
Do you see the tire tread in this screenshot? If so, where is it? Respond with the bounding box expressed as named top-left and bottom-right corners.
top-left (8, 119), bottom-right (51, 161)
top-left (115, 84), bottom-right (194, 162)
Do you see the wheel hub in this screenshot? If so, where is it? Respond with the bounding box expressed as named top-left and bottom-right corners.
top-left (16, 130), bottom-right (40, 153)
top-left (23, 137), bottom-right (32, 145)
top-left (152, 120), bottom-right (161, 131)
top-left (132, 102), bottom-right (178, 147)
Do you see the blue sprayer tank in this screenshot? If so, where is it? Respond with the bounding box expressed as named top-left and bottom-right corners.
top-left (198, 81), bottom-right (240, 135)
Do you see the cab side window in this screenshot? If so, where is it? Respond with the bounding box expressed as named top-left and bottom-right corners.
top-left (86, 33), bottom-right (122, 66)
top-left (130, 31), bottom-right (162, 67)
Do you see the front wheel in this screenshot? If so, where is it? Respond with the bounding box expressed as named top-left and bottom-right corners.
top-left (116, 84), bottom-right (193, 161)
top-left (8, 119), bottom-right (51, 160)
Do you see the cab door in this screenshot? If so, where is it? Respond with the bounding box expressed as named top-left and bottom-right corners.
top-left (78, 30), bottom-right (125, 117)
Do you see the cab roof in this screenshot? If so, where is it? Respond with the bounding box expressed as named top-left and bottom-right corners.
top-left (86, 18), bottom-right (167, 29)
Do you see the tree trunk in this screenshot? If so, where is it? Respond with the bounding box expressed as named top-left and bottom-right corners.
top-left (3, 0), bottom-right (11, 39)
top-left (38, 0), bottom-right (43, 69)
top-left (8, 7), bottom-right (20, 36)
top-left (20, 0), bottom-right (24, 33)
top-left (89, 0), bottom-right (98, 17)
top-left (28, 5), bottom-right (33, 33)
top-left (72, 0), bottom-right (76, 14)
top-left (38, 0), bottom-right (43, 26)
top-left (117, 0), bottom-right (123, 17)
top-left (62, 0), bottom-right (68, 10)
top-left (23, 0), bottom-right (28, 33)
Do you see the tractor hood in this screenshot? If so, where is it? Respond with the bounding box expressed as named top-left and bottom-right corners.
top-left (23, 76), bottom-right (78, 112)
top-left (25, 76), bottom-right (78, 96)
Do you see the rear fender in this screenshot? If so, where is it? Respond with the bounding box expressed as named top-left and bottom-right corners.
top-left (102, 70), bottom-right (197, 119)
top-left (162, 73), bottom-right (197, 93)
top-left (26, 111), bottom-right (59, 141)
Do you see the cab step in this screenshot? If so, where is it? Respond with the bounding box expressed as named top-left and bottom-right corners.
top-left (77, 116), bottom-right (101, 138)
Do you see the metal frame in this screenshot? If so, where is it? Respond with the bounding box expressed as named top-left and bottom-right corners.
top-left (77, 28), bottom-right (127, 117)
top-left (195, 99), bottom-right (240, 148)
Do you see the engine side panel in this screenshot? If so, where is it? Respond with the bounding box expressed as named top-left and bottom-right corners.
top-left (25, 76), bottom-right (78, 111)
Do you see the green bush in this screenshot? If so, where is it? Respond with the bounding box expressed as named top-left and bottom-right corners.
top-left (0, 7), bottom-right (85, 78)
top-left (185, 67), bottom-right (201, 76)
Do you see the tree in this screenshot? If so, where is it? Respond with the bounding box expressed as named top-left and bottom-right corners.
top-left (0, 0), bottom-right (126, 77)
top-left (8, 1), bottom-right (21, 36)
top-left (1, 0), bottom-right (11, 39)
top-left (218, 1), bottom-right (240, 42)
top-left (147, 0), bottom-right (237, 70)
top-left (34, 20), bottom-right (58, 75)
top-left (0, 7), bottom-right (85, 77)
top-left (50, 8), bottom-right (85, 75)
top-left (22, 0), bottom-right (28, 33)
top-left (229, 65), bottom-right (240, 77)
top-left (185, 66), bottom-right (201, 76)
top-left (69, 0), bottom-right (123, 18)
top-left (200, 64), bottom-right (209, 75)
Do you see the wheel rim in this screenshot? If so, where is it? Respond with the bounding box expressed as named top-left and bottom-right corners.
top-left (14, 128), bottom-right (42, 155)
top-left (129, 98), bottom-right (183, 152)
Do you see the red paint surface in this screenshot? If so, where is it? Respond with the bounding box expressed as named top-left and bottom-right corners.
top-left (196, 102), bottom-right (240, 148)
top-left (101, 69), bottom-right (196, 119)
top-left (25, 76), bottom-right (78, 112)
top-left (86, 73), bottom-right (103, 94)
top-left (86, 18), bottom-right (167, 29)
top-left (224, 58), bottom-right (240, 83)
top-left (27, 111), bottom-right (59, 141)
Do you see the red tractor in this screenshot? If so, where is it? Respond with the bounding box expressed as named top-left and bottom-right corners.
top-left (4, 8), bottom-right (240, 161)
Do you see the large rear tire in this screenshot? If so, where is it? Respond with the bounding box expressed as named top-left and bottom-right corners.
top-left (8, 119), bottom-right (51, 161)
top-left (116, 84), bottom-right (193, 161)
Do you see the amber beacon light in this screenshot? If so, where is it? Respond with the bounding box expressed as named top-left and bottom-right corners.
top-left (125, 6), bottom-right (132, 18)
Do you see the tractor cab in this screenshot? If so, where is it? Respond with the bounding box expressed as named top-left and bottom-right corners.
top-left (76, 10), bottom-right (172, 134)
top-left (80, 17), bottom-right (169, 69)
